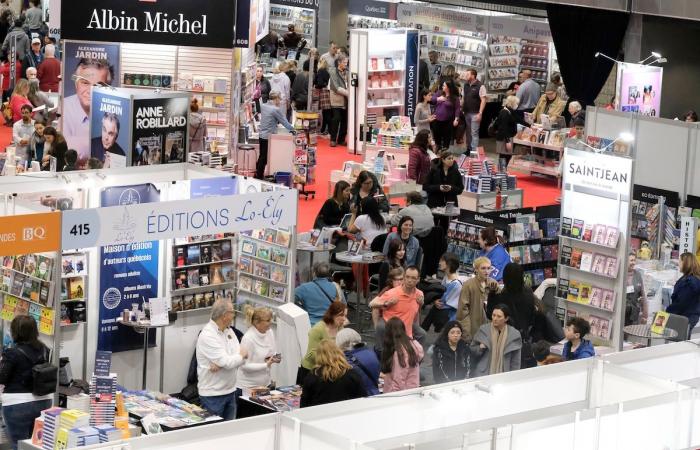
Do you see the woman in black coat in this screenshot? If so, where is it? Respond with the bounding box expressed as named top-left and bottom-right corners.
top-left (423, 150), bottom-right (465, 208)
top-left (432, 321), bottom-right (469, 383)
top-left (495, 95), bottom-right (519, 166)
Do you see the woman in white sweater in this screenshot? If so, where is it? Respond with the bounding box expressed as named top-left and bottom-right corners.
top-left (237, 306), bottom-right (280, 388)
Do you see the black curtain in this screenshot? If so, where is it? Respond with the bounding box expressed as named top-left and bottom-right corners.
top-left (546, 4), bottom-right (630, 106)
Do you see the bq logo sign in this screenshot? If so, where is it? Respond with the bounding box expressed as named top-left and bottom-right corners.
top-left (61, 0), bottom-right (235, 48)
top-left (0, 212), bottom-right (60, 256)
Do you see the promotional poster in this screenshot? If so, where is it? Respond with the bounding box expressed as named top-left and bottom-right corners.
top-left (98, 184), bottom-right (160, 353)
top-left (618, 64), bottom-right (663, 118)
top-left (131, 96), bottom-right (189, 166)
top-left (63, 42), bottom-right (121, 164)
top-left (90, 88), bottom-right (131, 169)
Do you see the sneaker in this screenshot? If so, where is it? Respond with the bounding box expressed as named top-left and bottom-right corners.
top-left (330, 141), bottom-right (337, 147)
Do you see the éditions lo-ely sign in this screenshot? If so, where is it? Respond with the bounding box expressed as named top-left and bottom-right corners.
top-left (61, 0), bottom-right (235, 48)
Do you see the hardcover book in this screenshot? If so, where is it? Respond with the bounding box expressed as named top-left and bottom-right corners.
top-left (570, 248), bottom-right (583, 269)
top-left (174, 270), bottom-right (187, 290)
top-left (256, 246), bottom-right (270, 261)
top-left (187, 269), bottom-right (200, 287)
top-left (567, 280), bottom-right (580, 302)
top-left (271, 267), bottom-right (287, 284)
top-left (221, 240), bottom-right (233, 260)
top-left (241, 241), bottom-right (257, 256)
top-left (200, 244), bottom-right (212, 263)
top-left (571, 219), bottom-right (584, 239)
top-left (210, 263), bottom-right (224, 284)
top-left (220, 263), bottom-right (235, 282)
top-left (561, 217), bottom-right (573, 237)
top-left (199, 267), bottom-right (210, 286)
top-left (239, 257), bottom-right (252, 274)
top-left (175, 247), bottom-right (186, 267)
top-left (186, 245), bottom-right (201, 265)
top-left (211, 242), bottom-right (223, 261)
top-left (560, 245), bottom-right (573, 266)
top-left (253, 261), bottom-right (271, 279)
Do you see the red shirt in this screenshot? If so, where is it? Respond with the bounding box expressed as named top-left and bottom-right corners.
top-left (37, 58), bottom-right (61, 93)
top-left (377, 286), bottom-right (423, 337)
top-left (10, 94), bottom-right (32, 123)
top-left (0, 61), bottom-right (22, 91)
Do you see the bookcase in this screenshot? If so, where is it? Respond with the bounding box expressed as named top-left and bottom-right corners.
top-left (269, 3), bottom-right (316, 50)
top-left (237, 227), bottom-right (293, 307)
top-left (170, 236), bottom-right (237, 314)
top-left (508, 126), bottom-right (568, 186)
top-left (556, 147), bottom-right (633, 350)
top-left (487, 36), bottom-right (520, 92)
top-left (60, 252), bottom-right (88, 327)
top-left (292, 112), bottom-right (319, 190)
top-left (630, 184), bottom-right (680, 259)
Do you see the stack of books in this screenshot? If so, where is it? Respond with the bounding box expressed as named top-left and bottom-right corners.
top-left (41, 407), bottom-right (64, 450)
top-left (94, 424), bottom-right (123, 443)
top-left (89, 373), bottom-right (117, 426)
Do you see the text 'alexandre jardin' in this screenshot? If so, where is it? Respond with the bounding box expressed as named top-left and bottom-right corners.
top-left (87, 10), bottom-right (208, 35)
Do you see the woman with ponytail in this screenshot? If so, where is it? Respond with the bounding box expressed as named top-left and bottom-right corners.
top-left (237, 306), bottom-right (280, 389)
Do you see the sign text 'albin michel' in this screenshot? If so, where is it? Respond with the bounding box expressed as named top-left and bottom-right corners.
top-left (87, 10), bottom-right (208, 36)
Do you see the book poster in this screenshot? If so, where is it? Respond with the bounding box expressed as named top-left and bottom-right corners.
top-left (131, 96), bottom-right (189, 166)
top-left (618, 64), bottom-right (663, 118)
top-left (90, 88), bottom-right (131, 169)
top-left (98, 184), bottom-right (160, 353)
top-left (63, 42), bottom-right (121, 165)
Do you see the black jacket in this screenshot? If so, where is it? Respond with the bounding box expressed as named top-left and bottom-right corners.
top-left (487, 287), bottom-right (537, 337)
top-left (314, 198), bottom-right (350, 229)
top-left (0, 343), bottom-right (48, 393)
top-left (431, 339), bottom-right (469, 383)
top-left (314, 68), bottom-right (330, 89)
top-left (423, 160), bottom-right (465, 208)
top-left (495, 106), bottom-right (517, 142)
top-left (291, 72), bottom-right (309, 108)
top-left (300, 369), bottom-right (366, 408)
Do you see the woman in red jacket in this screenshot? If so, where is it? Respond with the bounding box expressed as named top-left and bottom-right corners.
top-left (407, 129), bottom-right (432, 185)
top-left (9, 78), bottom-right (31, 123)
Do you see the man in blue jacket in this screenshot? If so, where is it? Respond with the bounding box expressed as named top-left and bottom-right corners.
top-left (294, 262), bottom-right (345, 326)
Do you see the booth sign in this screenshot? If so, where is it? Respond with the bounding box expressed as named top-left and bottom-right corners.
top-left (0, 212), bottom-right (61, 257)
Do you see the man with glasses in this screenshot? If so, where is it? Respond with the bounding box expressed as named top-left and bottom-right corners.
top-left (371, 266), bottom-right (426, 352)
top-left (531, 82), bottom-right (567, 124)
top-left (195, 299), bottom-right (248, 420)
top-left (456, 257), bottom-right (499, 343)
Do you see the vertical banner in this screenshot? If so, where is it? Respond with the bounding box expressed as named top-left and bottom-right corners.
top-left (256, 0), bottom-right (270, 43)
top-left (63, 42), bottom-right (121, 165)
top-left (404, 30), bottom-right (418, 126)
top-left (90, 87), bottom-right (131, 169)
top-left (617, 64), bottom-right (663, 117)
top-left (98, 184), bottom-right (160, 353)
top-left (131, 95), bottom-right (189, 166)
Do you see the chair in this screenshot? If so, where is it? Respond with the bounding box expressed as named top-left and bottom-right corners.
top-left (665, 313), bottom-right (689, 342)
top-left (237, 144), bottom-right (257, 177)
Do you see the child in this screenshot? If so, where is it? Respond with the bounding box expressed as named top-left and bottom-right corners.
top-left (532, 340), bottom-right (563, 366)
top-left (381, 317), bottom-right (423, 393)
top-left (562, 317), bottom-right (595, 361)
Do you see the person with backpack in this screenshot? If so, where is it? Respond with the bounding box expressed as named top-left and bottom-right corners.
top-left (493, 95), bottom-right (519, 167)
top-left (336, 328), bottom-right (380, 396)
top-left (294, 261), bottom-right (345, 326)
top-left (0, 315), bottom-right (55, 450)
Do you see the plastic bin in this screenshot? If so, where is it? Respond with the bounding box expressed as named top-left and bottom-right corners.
top-left (275, 171), bottom-right (293, 188)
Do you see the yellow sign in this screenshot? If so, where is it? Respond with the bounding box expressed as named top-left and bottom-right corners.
top-left (0, 212), bottom-right (61, 256)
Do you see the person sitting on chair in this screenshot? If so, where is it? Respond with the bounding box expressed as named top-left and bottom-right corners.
top-left (295, 262), bottom-right (345, 326)
top-left (382, 216), bottom-right (421, 267)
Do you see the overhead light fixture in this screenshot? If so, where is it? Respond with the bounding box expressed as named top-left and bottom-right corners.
top-left (646, 57), bottom-right (667, 66)
top-left (639, 51), bottom-right (662, 64)
top-left (594, 52), bottom-right (622, 65)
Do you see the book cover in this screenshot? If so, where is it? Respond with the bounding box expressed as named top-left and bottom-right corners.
top-left (276, 230), bottom-right (291, 247)
top-left (183, 295), bottom-right (195, 310)
top-left (601, 289), bottom-right (615, 311)
top-left (579, 251), bottom-right (594, 272)
top-left (270, 286), bottom-right (286, 301)
top-left (271, 248), bottom-right (288, 265)
top-left (604, 226), bottom-right (620, 248)
top-left (532, 269), bottom-right (545, 286)
top-left (2, 255), bottom-right (13, 268)
top-left (578, 283), bottom-right (592, 304)
top-left (271, 266), bottom-right (287, 283)
top-left (560, 245), bottom-right (572, 266)
top-left (204, 292), bottom-right (215, 307)
top-left (510, 223), bottom-right (525, 242)
top-left (171, 296), bottom-right (183, 312)
top-left (210, 263), bottom-right (224, 284)
top-left (597, 317), bottom-right (611, 339)
top-left (263, 229), bottom-right (277, 243)
top-left (13, 254), bottom-right (25, 272)
top-left (308, 229), bottom-right (321, 246)
top-left (604, 256), bottom-right (619, 277)
top-left (198, 267), bottom-right (210, 286)
top-left (241, 241), bottom-right (257, 256)
top-left (23, 255), bottom-right (37, 276)
top-left (174, 270), bottom-right (188, 290)
top-left (509, 247), bottom-right (522, 264)
top-left (200, 244), bottom-right (212, 263)
top-left (187, 268), bottom-right (200, 287)
top-left (530, 244), bottom-right (543, 263)
top-left (651, 311), bottom-right (670, 335)
top-left (581, 224), bottom-right (594, 242)
top-left (253, 261), bottom-right (271, 279)
top-left (567, 280), bottom-right (580, 302)
top-left (591, 253), bottom-right (607, 274)
top-left (256, 246), bottom-right (270, 261)
top-left (549, 244), bottom-right (559, 261)
top-left (570, 248), bottom-right (583, 269)
top-left (194, 293), bottom-right (205, 309)
top-left (11, 273), bottom-right (25, 297)
top-left (571, 219), bottom-right (584, 239)
top-left (21, 276), bottom-right (34, 300)
top-left (186, 245), bottom-right (201, 265)
top-left (592, 224), bottom-right (607, 245)
top-left (175, 247), bottom-right (186, 267)
top-left (221, 263), bottom-right (235, 282)
top-left (1, 269), bottom-right (12, 292)
top-left (211, 242), bottom-right (223, 262)
top-left (254, 280), bottom-right (269, 297)
top-left (239, 276), bottom-right (253, 292)
top-left (561, 217), bottom-right (572, 237)
top-left (238, 257), bottom-right (252, 274)
top-left (590, 287), bottom-right (603, 308)
top-left (221, 240), bottom-right (233, 260)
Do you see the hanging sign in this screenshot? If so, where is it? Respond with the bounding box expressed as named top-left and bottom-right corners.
top-left (396, 4), bottom-right (485, 33)
top-left (487, 17), bottom-right (552, 42)
top-left (61, 0), bottom-right (235, 48)
top-left (0, 212), bottom-right (61, 257)
top-left (617, 63), bottom-right (663, 118)
top-left (90, 87), bottom-right (131, 169)
top-left (131, 95), bottom-right (190, 166)
top-left (405, 29), bottom-right (418, 126)
top-left (564, 148), bottom-right (633, 197)
top-left (271, 0), bottom-right (318, 11)
top-left (61, 190), bottom-right (298, 250)
top-left (348, 0), bottom-right (397, 20)
top-left (235, 0), bottom-right (268, 48)
top-left (680, 216), bottom-right (699, 256)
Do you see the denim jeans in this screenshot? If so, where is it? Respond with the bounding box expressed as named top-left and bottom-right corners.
top-left (3, 399), bottom-right (52, 450)
top-left (465, 112), bottom-right (481, 152)
top-left (199, 392), bottom-right (237, 421)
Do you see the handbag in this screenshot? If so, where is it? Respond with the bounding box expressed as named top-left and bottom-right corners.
top-left (16, 345), bottom-right (58, 396)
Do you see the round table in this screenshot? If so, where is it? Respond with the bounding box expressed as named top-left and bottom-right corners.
top-left (623, 324), bottom-right (679, 347)
top-left (430, 207), bottom-right (460, 218)
top-left (335, 251), bottom-right (384, 334)
top-left (297, 243), bottom-right (336, 282)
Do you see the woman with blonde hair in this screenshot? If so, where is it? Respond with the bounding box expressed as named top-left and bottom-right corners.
top-left (668, 252), bottom-right (700, 336)
top-left (9, 78), bottom-right (31, 123)
top-left (237, 306), bottom-right (279, 388)
top-left (300, 339), bottom-right (366, 407)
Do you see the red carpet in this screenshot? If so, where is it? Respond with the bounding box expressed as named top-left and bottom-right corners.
top-left (513, 174), bottom-right (561, 208)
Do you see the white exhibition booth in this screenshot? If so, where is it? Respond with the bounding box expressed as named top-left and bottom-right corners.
top-left (22, 340), bottom-right (700, 450)
top-left (0, 164), bottom-right (301, 394)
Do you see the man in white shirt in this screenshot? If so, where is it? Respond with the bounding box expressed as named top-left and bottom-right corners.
top-left (320, 41), bottom-right (338, 69)
top-left (12, 104), bottom-right (34, 161)
top-left (196, 299), bottom-right (248, 420)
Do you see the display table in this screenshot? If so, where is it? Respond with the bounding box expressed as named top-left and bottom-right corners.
top-left (296, 243), bottom-right (335, 282)
top-left (335, 251), bottom-right (383, 332)
top-left (623, 324), bottom-right (679, 347)
top-left (123, 390), bottom-right (222, 431)
top-left (364, 144), bottom-right (410, 167)
top-left (237, 386), bottom-right (302, 418)
top-left (430, 206), bottom-right (460, 218)
top-left (457, 189), bottom-right (524, 212)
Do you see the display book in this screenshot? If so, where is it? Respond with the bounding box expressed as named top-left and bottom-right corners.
top-left (367, 51), bottom-right (405, 116)
top-left (60, 252), bottom-right (88, 327)
top-left (459, 153), bottom-right (517, 194)
top-left (557, 217), bottom-right (622, 342)
top-left (170, 235), bottom-right (237, 313)
top-left (293, 112), bottom-right (319, 185)
top-left (0, 253), bottom-right (55, 335)
top-left (177, 73), bottom-right (228, 153)
top-left (420, 29), bottom-right (486, 73)
top-left (629, 185), bottom-right (680, 259)
top-left (445, 217), bottom-right (509, 275)
top-left (505, 214), bottom-right (560, 287)
top-left (245, 385), bottom-right (302, 412)
top-left (371, 116), bottom-right (414, 149)
top-left (237, 227), bottom-right (292, 305)
top-left (508, 123), bottom-right (568, 179)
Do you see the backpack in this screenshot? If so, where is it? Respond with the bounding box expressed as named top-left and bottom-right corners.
top-left (16, 345), bottom-right (58, 396)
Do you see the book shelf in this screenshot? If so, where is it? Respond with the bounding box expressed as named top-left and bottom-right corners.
top-left (487, 36), bottom-right (521, 91)
top-left (519, 40), bottom-right (551, 87)
top-left (1, 253), bottom-right (57, 335)
top-left (269, 4), bottom-right (316, 49)
top-left (292, 111), bottom-right (319, 197)
top-left (60, 252), bottom-right (88, 327)
top-left (556, 147), bottom-right (633, 350)
top-left (507, 127), bottom-right (568, 186)
top-left (237, 227), bottom-right (293, 307)
top-left (420, 29), bottom-right (487, 84)
top-left (170, 236), bottom-right (237, 314)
